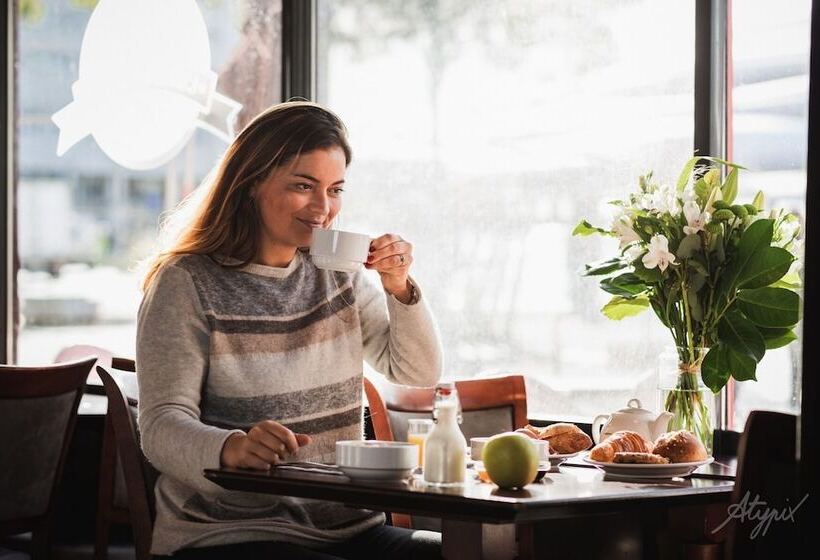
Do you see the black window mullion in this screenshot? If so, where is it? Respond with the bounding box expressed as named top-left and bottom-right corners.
top-left (800, 0), bottom-right (820, 528)
top-left (1, 1), bottom-right (16, 364)
top-left (694, 0), bottom-right (728, 161)
top-left (282, 0), bottom-right (317, 102)
top-left (694, 0), bottom-right (729, 431)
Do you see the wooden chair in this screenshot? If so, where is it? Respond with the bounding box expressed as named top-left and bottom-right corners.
top-left (0, 357), bottom-right (97, 559)
top-left (96, 365), bottom-right (156, 560)
top-left (723, 410), bottom-right (800, 559)
top-left (363, 374), bottom-right (528, 529)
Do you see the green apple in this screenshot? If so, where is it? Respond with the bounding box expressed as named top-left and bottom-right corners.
top-left (482, 432), bottom-right (539, 489)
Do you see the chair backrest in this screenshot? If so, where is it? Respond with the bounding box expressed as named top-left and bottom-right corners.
top-left (725, 410), bottom-right (800, 558)
top-left (364, 374), bottom-right (528, 442)
top-left (0, 358), bottom-right (96, 525)
top-left (96, 365), bottom-right (155, 559)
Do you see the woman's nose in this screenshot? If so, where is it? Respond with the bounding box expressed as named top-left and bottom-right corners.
top-left (308, 190), bottom-right (330, 214)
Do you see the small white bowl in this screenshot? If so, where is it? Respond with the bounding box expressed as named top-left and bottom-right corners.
top-left (336, 440), bottom-right (418, 481)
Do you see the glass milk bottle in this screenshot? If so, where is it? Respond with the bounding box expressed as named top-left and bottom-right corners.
top-left (423, 382), bottom-right (467, 486)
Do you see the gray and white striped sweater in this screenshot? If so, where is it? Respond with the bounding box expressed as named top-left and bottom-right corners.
top-left (136, 251), bottom-right (442, 554)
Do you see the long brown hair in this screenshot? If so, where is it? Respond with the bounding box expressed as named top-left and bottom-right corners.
top-left (141, 101), bottom-right (352, 292)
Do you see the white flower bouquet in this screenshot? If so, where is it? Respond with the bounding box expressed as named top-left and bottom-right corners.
top-left (574, 157), bottom-right (803, 448)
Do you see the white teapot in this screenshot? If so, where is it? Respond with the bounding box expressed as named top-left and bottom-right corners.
top-left (591, 398), bottom-right (674, 444)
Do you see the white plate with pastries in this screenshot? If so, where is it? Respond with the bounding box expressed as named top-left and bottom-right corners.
top-left (582, 455), bottom-right (714, 479)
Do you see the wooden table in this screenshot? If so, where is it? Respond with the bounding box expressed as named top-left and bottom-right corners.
top-left (205, 463), bottom-right (734, 559)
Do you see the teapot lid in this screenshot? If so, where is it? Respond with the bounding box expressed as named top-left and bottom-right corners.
top-left (616, 398), bottom-right (653, 415)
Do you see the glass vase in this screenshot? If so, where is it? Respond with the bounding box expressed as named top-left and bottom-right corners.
top-left (657, 347), bottom-right (717, 454)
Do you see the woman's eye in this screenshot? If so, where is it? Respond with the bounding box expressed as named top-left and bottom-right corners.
top-left (331, 187), bottom-right (345, 196)
top-left (295, 183), bottom-right (312, 191)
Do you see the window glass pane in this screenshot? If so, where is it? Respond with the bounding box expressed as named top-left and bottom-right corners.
top-left (729, 0), bottom-right (810, 428)
top-left (318, 0), bottom-right (695, 419)
top-left (16, 0), bottom-right (282, 363)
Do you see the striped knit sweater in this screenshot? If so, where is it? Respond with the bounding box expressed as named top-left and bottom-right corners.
top-left (136, 251), bottom-right (442, 554)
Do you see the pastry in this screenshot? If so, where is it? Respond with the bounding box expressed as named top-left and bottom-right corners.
top-left (515, 423), bottom-right (592, 454)
top-left (652, 430), bottom-right (708, 463)
top-left (515, 426), bottom-right (541, 439)
top-left (613, 452), bottom-right (669, 464)
top-left (589, 431), bottom-right (652, 463)
top-left (537, 423), bottom-right (593, 454)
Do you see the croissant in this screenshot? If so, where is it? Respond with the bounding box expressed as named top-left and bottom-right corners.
top-left (589, 430), bottom-right (652, 462)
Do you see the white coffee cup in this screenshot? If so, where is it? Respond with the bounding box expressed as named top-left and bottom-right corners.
top-left (310, 229), bottom-right (371, 272)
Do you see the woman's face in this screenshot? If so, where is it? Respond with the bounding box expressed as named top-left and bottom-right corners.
top-left (253, 146), bottom-right (347, 256)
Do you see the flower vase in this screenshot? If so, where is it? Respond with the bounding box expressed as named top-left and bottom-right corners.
top-left (657, 347), bottom-right (718, 454)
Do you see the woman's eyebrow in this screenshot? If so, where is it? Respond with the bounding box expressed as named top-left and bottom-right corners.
top-left (291, 173), bottom-right (345, 185)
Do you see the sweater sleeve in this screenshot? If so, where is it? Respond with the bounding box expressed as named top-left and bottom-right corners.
top-left (356, 272), bottom-right (443, 387)
top-left (136, 262), bottom-right (243, 493)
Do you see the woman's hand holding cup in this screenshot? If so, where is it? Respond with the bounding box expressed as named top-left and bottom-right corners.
top-left (220, 419), bottom-right (311, 470)
top-left (366, 233), bottom-right (414, 303)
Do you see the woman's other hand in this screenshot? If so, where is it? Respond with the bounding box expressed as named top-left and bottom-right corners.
top-left (220, 420), bottom-right (312, 470)
top-left (366, 233), bottom-right (414, 303)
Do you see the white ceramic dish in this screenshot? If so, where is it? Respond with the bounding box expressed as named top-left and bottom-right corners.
top-left (548, 450), bottom-right (583, 469)
top-left (336, 440), bottom-right (418, 481)
top-left (582, 455), bottom-right (714, 479)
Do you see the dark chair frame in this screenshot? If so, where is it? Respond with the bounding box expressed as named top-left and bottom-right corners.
top-left (0, 357), bottom-right (96, 559)
top-left (95, 364), bottom-right (155, 560)
top-left (723, 409), bottom-right (799, 559)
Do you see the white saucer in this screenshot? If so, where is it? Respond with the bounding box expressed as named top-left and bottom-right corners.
top-left (582, 455), bottom-right (714, 479)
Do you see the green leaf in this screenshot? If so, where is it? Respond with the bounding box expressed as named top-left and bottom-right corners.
top-left (582, 258), bottom-right (626, 276)
top-left (650, 299), bottom-right (670, 328)
top-left (724, 219), bottom-right (774, 289)
top-left (702, 344), bottom-right (732, 393)
top-left (676, 234), bottom-right (702, 259)
top-left (728, 346), bottom-right (758, 381)
top-left (694, 178), bottom-right (710, 205)
top-left (752, 190), bottom-right (765, 211)
top-left (601, 295), bottom-right (650, 320)
top-left (737, 287), bottom-right (801, 328)
top-left (599, 273), bottom-right (648, 297)
top-left (633, 216), bottom-right (663, 242)
top-left (772, 270), bottom-right (803, 290)
top-left (717, 309), bottom-right (765, 361)
top-left (688, 288), bottom-right (703, 322)
top-left (757, 327), bottom-right (799, 350)
top-left (765, 330), bottom-right (798, 350)
top-left (703, 168), bottom-right (722, 188)
top-left (676, 157), bottom-right (698, 192)
top-left (698, 156), bottom-right (747, 170)
top-left (572, 220), bottom-right (610, 237)
top-left (687, 263), bottom-right (708, 291)
top-left (738, 246), bottom-right (794, 289)
top-left (722, 168), bottom-right (739, 205)
top-left (632, 259), bottom-right (663, 283)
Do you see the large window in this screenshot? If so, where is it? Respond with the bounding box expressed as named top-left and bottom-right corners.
top-left (728, 0), bottom-right (810, 428)
top-left (12, 1), bottom-right (809, 429)
top-left (16, 0), bottom-right (282, 363)
top-left (318, 0), bottom-right (695, 419)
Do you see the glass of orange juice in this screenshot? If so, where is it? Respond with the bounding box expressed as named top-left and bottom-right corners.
top-left (407, 418), bottom-right (434, 468)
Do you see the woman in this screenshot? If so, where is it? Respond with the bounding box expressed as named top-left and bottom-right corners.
top-left (137, 101), bottom-right (443, 559)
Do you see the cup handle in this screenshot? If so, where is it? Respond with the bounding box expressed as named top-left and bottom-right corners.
top-left (591, 414), bottom-right (610, 444)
